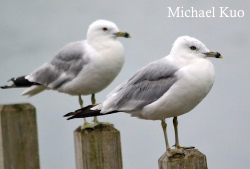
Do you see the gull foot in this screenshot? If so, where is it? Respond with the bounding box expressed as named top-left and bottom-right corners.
top-left (182, 146), bottom-right (195, 151)
top-left (81, 122), bottom-right (96, 130)
top-left (81, 121), bottom-right (114, 130)
top-left (167, 149), bottom-right (185, 158)
top-left (167, 146), bottom-right (195, 158)
top-left (173, 145), bottom-right (195, 150)
top-left (92, 117), bottom-right (114, 128)
top-left (92, 121), bottom-right (114, 128)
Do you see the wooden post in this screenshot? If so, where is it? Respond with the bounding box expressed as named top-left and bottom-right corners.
top-left (158, 149), bottom-right (208, 169)
top-left (0, 103), bottom-right (40, 169)
top-left (74, 124), bottom-right (123, 169)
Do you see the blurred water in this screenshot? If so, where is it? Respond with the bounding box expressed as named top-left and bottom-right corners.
top-left (0, 1), bottom-right (250, 169)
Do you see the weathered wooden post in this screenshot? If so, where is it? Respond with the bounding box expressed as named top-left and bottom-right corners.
top-left (74, 124), bottom-right (123, 169)
top-left (158, 149), bottom-right (208, 169)
top-left (0, 103), bottom-right (40, 169)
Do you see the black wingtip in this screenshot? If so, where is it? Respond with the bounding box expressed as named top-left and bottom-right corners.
top-left (64, 104), bottom-right (119, 120)
top-left (64, 112), bottom-right (80, 120)
top-left (1, 76), bottom-right (41, 89)
top-left (63, 105), bottom-right (98, 120)
top-left (1, 78), bottom-right (15, 89)
top-left (1, 85), bottom-right (15, 89)
top-left (14, 76), bottom-right (41, 87)
top-left (67, 116), bottom-right (75, 120)
top-left (63, 112), bottom-right (75, 117)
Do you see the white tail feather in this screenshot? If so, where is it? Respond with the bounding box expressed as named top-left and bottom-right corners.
top-left (21, 85), bottom-right (47, 97)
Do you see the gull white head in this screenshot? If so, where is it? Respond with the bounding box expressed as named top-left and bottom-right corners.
top-left (87, 20), bottom-right (130, 43)
top-left (170, 36), bottom-right (222, 59)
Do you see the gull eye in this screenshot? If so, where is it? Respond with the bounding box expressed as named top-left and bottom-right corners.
top-left (102, 27), bottom-right (108, 31)
top-left (190, 46), bottom-right (197, 50)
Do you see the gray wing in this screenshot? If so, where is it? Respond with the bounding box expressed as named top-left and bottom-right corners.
top-left (27, 41), bottom-right (89, 89)
top-left (107, 58), bottom-right (180, 111)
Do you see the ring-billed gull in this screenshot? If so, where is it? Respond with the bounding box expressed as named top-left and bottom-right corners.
top-left (1, 20), bottom-right (131, 128)
top-left (64, 36), bottom-right (222, 156)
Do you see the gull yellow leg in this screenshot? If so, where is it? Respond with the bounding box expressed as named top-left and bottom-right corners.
top-left (173, 116), bottom-right (195, 150)
top-left (91, 93), bottom-right (113, 127)
top-left (91, 94), bottom-right (99, 124)
top-left (161, 120), bottom-right (170, 151)
top-left (161, 119), bottom-right (185, 158)
top-left (78, 95), bottom-right (83, 108)
top-left (91, 93), bottom-right (96, 104)
top-left (173, 117), bottom-right (180, 148)
top-left (78, 95), bottom-right (93, 129)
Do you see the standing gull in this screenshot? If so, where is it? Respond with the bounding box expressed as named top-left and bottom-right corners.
top-left (1, 20), bottom-right (131, 128)
top-left (64, 36), bottom-right (222, 156)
